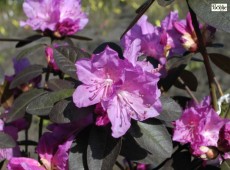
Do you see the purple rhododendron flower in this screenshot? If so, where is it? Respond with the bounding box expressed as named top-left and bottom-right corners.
top-left (73, 47), bottom-right (125, 108)
top-left (73, 46), bottom-right (161, 138)
top-left (218, 121), bottom-right (230, 152)
top-left (173, 97), bottom-right (225, 157)
top-left (121, 15), bottom-right (166, 65)
top-left (45, 46), bottom-right (59, 71)
top-left (95, 103), bottom-right (110, 126)
top-left (8, 157), bottom-right (46, 170)
top-left (21, 0), bottom-right (88, 36)
top-left (174, 13), bottom-right (198, 52)
top-left (160, 11), bottom-right (185, 56)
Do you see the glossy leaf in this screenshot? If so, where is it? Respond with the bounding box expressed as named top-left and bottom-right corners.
top-left (49, 100), bottom-right (93, 123)
top-left (174, 70), bottom-right (198, 91)
top-left (9, 64), bottom-right (44, 89)
top-left (157, 0), bottom-right (174, 7)
top-left (53, 48), bottom-right (77, 79)
top-left (209, 53), bottom-right (230, 74)
top-left (16, 44), bottom-right (45, 59)
top-left (6, 89), bottom-right (46, 123)
top-left (15, 34), bottom-right (44, 48)
top-left (188, 0), bottom-right (230, 33)
top-left (156, 96), bottom-right (182, 122)
top-left (46, 79), bottom-right (75, 91)
top-left (87, 125), bottom-right (122, 170)
top-left (0, 132), bottom-right (16, 148)
top-left (26, 89), bottom-right (74, 115)
top-left (129, 120), bottom-right (173, 166)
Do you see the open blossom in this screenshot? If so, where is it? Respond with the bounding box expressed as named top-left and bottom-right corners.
top-left (173, 97), bottom-right (225, 157)
top-left (73, 47), bottom-right (125, 108)
top-left (73, 46), bottom-right (161, 138)
top-left (8, 113), bottom-right (92, 170)
top-left (21, 0), bottom-right (88, 36)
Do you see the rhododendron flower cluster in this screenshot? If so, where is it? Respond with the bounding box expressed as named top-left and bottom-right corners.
top-left (21, 0), bottom-right (88, 36)
top-left (173, 96), bottom-right (230, 160)
top-left (121, 11), bottom-right (216, 64)
top-left (73, 46), bottom-right (161, 138)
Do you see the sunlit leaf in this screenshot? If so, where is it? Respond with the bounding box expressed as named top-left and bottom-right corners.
top-left (16, 44), bottom-right (45, 59)
top-left (157, 0), bottom-right (174, 7)
top-left (26, 89), bottom-right (74, 115)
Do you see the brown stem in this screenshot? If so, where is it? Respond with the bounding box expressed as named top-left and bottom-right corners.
top-left (187, 1), bottom-right (218, 111)
top-left (177, 77), bottom-right (199, 104)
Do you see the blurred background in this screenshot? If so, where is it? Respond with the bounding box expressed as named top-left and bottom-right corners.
top-left (0, 0), bottom-right (229, 162)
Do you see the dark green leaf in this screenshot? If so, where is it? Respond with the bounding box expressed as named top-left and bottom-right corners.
top-left (26, 89), bottom-right (74, 115)
top-left (93, 42), bottom-right (124, 59)
top-left (0, 132), bottom-right (16, 148)
top-left (221, 159), bottom-right (230, 170)
top-left (121, 0), bottom-right (155, 39)
top-left (16, 35), bottom-right (44, 48)
top-left (16, 44), bottom-right (45, 59)
top-left (160, 54), bottom-right (193, 91)
top-left (69, 127), bottom-right (91, 170)
top-left (209, 53), bottom-right (230, 74)
top-left (129, 120), bottom-right (173, 166)
top-left (173, 96), bottom-right (191, 109)
top-left (87, 126), bottom-right (122, 170)
top-left (156, 96), bottom-right (182, 122)
top-left (174, 70), bottom-right (198, 91)
top-left (157, 0), bottom-right (174, 7)
top-left (9, 64), bottom-right (44, 89)
top-left (188, 0), bottom-right (230, 33)
top-left (49, 100), bottom-right (94, 123)
top-left (53, 48), bottom-right (77, 79)
top-left (18, 140), bottom-right (38, 146)
top-left (6, 89), bottom-right (46, 123)
top-left (56, 45), bottom-right (91, 63)
top-left (67, 35), bottom-right (92, 41)
top-left (46, 79), bottom-right (75, 91)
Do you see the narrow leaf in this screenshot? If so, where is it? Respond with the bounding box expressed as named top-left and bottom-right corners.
top-left (15, 34), bottom-right (44, 48)
top-left (9, 64), bottom-right (44, 89)
top-left (221, 159), bottom-right (230, 170)
top-left (26, 89), bottom-right (74, 115)
top-left (6, 89), bottom-right (46, 123)
top-left (0, 132), bottom-right (16, 148)
top-left (209, 53), bottom-right (230, 74)
top-left (67, 35), bottom-right (92, 41)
